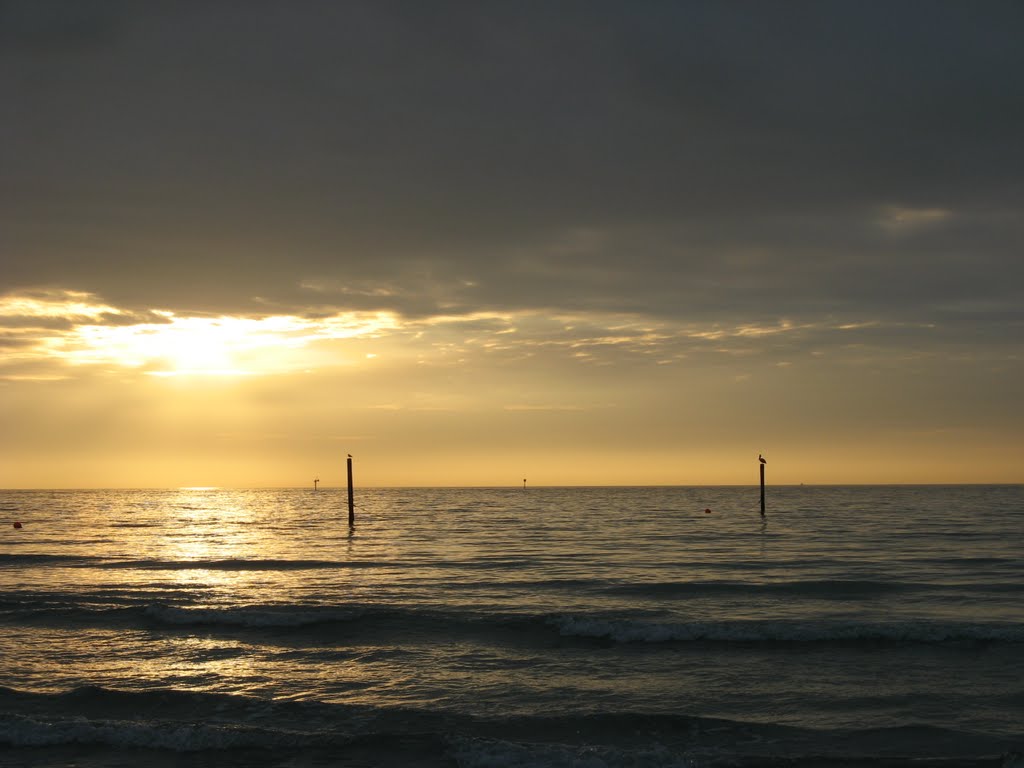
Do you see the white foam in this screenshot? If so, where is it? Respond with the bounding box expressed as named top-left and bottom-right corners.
top-left (549, 615), bottom-right (1024, 644)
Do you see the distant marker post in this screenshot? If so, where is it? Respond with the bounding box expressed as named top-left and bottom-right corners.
top-left (347, 455), bottom-right (355, 526)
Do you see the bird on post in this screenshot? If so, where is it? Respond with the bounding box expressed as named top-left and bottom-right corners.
top-left (759, 454), bottom-right (767, 464)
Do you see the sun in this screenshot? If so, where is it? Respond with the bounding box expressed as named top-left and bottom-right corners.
top-left (66, 313), bottom-right (255, 376)
top-left (2, 290), bottom-right (401, 377)
top-left (50, 305), bottom-right (401, 377)
top-left (142, 315), bottom-right (250, 376)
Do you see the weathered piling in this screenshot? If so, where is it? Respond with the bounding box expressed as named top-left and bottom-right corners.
top-left (347, 455), bottom-right (355, 526)
top-left (759, 454), bottom-right (766, 516)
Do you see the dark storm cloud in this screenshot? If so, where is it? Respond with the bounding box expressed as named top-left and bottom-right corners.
top-left (2, 1), bottom-right (1022, 335)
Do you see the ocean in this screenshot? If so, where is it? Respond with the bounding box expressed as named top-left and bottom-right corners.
top-left (1, 485), bottom-right (1021, 767)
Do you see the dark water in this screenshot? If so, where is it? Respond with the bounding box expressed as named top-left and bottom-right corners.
top-left (1, 485), bottom-right (1022, 766)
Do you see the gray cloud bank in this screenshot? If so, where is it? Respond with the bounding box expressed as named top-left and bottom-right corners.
top-left (2, 1), bottom-right (1022, 345)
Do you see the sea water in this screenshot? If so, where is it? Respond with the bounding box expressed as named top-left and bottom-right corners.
top-left (1, 485), bottom-right (1022, 766)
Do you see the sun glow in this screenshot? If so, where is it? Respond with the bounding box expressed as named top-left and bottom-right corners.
top-left (142, 314), bottom-right (246, 375)
top-left (84, 312), bottom-right (400, 375)
top-left (65, 313), bottom-right (284, 375)
top-left (0, 290), bottom-right (402, 376)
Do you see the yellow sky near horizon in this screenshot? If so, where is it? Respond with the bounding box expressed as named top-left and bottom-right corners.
top-left (2, 289), bottom-right (1020, 489)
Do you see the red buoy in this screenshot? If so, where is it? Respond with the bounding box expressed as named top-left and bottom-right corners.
top-left (13, 522), bottom-right (22, 529)
top-left (704, 508), bottom-right (712, 514)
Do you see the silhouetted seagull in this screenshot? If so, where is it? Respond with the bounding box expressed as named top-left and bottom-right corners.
top-left (759, 454), bottom-right (767, 464)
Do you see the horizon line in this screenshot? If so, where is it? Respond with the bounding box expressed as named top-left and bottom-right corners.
top-left (2, 482), bottom-right (1021, 491)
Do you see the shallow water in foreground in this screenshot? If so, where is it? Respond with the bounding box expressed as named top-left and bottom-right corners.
top-left (1, 485), bottom-right (1022, 766)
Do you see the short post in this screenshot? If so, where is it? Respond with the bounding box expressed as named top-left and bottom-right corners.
top-left (347, 454), bottom-right (355, 526)
top-left (759, 460), bottom-right (766, 516)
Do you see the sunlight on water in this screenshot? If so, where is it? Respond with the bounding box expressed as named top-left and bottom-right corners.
top-left (1, 485), bottom-right (1022, 759)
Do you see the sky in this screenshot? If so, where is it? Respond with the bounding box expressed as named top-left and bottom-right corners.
top-left (2, 1), bottom-right (1022, 488)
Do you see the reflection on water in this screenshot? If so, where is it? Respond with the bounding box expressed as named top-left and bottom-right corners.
top-left (1, 485), bottom-right (1022, 736)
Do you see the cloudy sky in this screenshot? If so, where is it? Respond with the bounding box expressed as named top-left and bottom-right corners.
top-left (2, 1), bottom-right (1022, 488)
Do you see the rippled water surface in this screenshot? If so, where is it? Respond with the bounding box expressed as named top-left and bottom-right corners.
top-left (1, 485), bottom-right (1022, 766)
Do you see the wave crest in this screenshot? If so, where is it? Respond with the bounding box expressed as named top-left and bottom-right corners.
top-left (550, 615), bottom-right (1024, 644)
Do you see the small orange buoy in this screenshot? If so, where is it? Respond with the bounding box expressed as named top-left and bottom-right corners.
top-left (13, 522), bottom-right (22, 529)
top-left (704, 508), bottom-right (712, 514)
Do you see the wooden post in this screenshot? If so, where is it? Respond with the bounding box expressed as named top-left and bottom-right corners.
top-left (759, 461), bottom-right (766, 516)
top-left (347, 455), bottom-right (355, 526)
